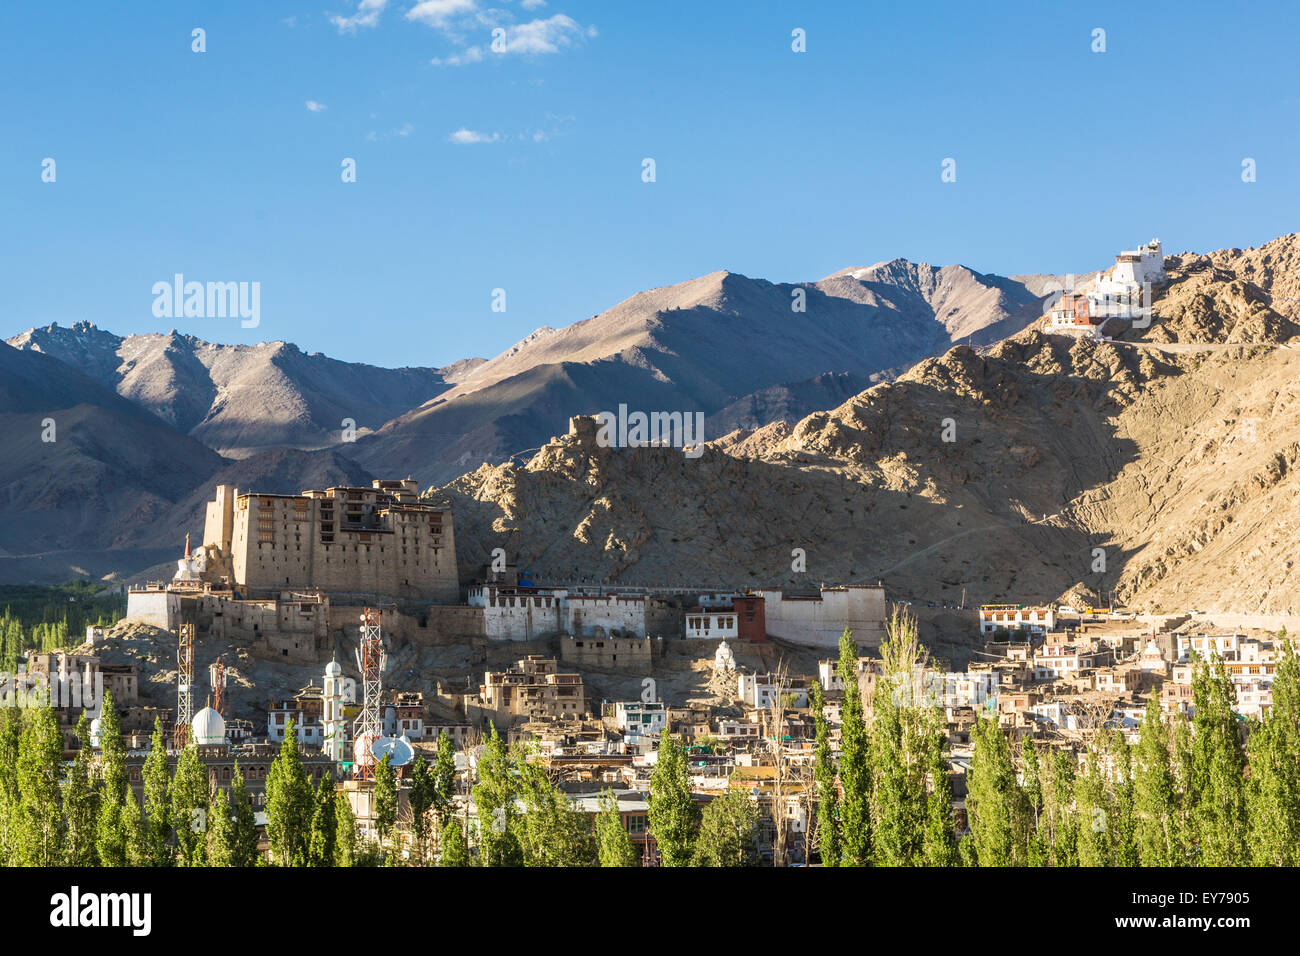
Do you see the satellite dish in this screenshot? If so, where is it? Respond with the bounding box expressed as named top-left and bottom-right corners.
top-left (370, 735), bottom-right (414, 768)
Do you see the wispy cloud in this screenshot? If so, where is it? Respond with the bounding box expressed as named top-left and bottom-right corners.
top-left (330, 1), bottom-right (594, 65)
top-left (492, 14), bottom-right (592, 55)
top-left (305, 100), bottom-right (328, 112)
top-left (406, 0), bottom-right (477, 28)
top-left (431, 45), bottom-right (485, 67)
top-left (330, 0), bottom-right (389, 34)
top-left (448, 127), bottom-right (503, 145)
top-left (368, 122), bottom-right (415, 142)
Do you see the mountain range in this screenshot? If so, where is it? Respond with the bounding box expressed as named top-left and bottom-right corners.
top-left (7, 235), bottom-right (1300, 615)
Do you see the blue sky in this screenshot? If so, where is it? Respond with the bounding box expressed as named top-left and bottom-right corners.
top-left (2, 0), bottom-right (1298, 368)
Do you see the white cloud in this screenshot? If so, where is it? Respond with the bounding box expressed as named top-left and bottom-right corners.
top-left (448, 127), bottom-right (503, 144)
top-left (305, 100), bottom-right (328, 112)
top-left (520, 0), bottom-right (546, 9)
top-left (431, 45), bottom-right (485, 66)
top-left (331, 0), bottom-right (389, 33)
top-left (406, 0), bottom-right (478, 28)
top-left (492, 14), bottom-right (588, 55)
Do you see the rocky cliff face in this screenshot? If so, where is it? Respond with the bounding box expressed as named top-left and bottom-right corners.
top-left (433, 237), bottom-right (1300, 615)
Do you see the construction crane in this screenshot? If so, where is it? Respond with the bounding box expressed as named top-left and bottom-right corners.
top-left (174, 620), bottom-right (194, 749)
top-left (352, 608), bottom-right (385, 780)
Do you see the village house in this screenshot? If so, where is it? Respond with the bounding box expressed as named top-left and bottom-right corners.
top-left (463, 655), bottom-right (589, 727)
top-left (613, 700), bottom-right (667, 738)
top-left (738, 673), bottom-right (810, 709)
top-left (979, 604), bottom-right (1057, 637)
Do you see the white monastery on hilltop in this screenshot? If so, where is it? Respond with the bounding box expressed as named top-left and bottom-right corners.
top-left (1046, 238), bottom-right (1167, 337)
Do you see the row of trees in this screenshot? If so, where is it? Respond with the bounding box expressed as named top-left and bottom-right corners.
top-left (0, 581), bottom-right (126, 673)
top-left (0, 695), bottom-right (363, 867)
top-left (810, 611), bottom-right (1300, 867)
top-left (12, 610), bottom-right (1289, 868)
top-left (1, 615), bottom-right (74, 673)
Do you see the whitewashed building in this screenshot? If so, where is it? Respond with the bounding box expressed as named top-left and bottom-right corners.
top-left (979, 605), bottom-right (1056, 637)
top-left (685, 608), bottom-right (738, 639)
top-left (614, 700), bottom-right (667, 737)
top-left (756, 585), bottom-right (886, 649)
top-left (738, 673), bottom-right (809, 710)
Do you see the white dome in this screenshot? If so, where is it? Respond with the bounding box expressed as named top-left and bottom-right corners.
top-left (191, 707), bottom-right (227, 746)
top-left (324, 659), bottom-right (342, 678)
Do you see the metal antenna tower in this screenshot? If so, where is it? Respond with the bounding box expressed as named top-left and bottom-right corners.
top-left (353, 608), bottom-right (385, 779)
top-left (209, 657), bottom-right (227, 718)
top-left (174, 620), bottom-right (195, 749)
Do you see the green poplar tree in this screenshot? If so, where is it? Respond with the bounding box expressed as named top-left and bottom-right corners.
top-left (867, 608), bottom-right (935, 866)
top-left (431, 730), bottom-right (457, 855)
top-left (335, 792), bottom-right (358, 866)
top-left (142, 718), bottom-right (173, 866)
top-left (16, 704), bottom-right (65, 866)
top-left (265, 720), bottom-right (313, 866)
top-left (1246, 639), bottom-right (1300, 865)
top-left (471, 723), bottom-right (521, 866)
top-left (96, 800), bottom-right (126, 868)
top-left (647, 732), bottom-right (698, 866)
top-left (595, 788), bottom-right (638, 867)
top-left (809, 680), bottom-right (840, 866)
top-left (1021, 737), bottom-right (1048, 866)
top-left (374, 752), bottom-right (398, 849)
top-left (308, 775), bottom-right (339, 866)
top-left (63, 714), bottom-right (100, 865)
top-left (835, 627), bottom-right (872, 865)
top-left (1075, 745), bottom-right (1112, 867)
top-left (1170, 712), bottom-right (1194, 862)
top-left (438, 812), bottom-right (470, 867)
top-left (207, 786), bottom-right (234, 867)
top-left (516, 754), bottom-right (595, 866)
top-left (123, 787), bottom-right (149, 866)
top-left (1133, 697), bottom-right (1177, 866)
top-left (98, 691), bottom-right (126, 804)
top-left (94, 691), bottom-right (129, 867)
top-left (407, 753), bottom-right (433, 864)
top-left (966, 715), bottom-right (1026, 866)
top-left (1188, 656), bottom-right (1247, 865)
top-left (0, 707), bottom-right (21, 865)
top-left (170, 744), bottom-right (210, 867)
top-left (1108, 728), bottom-right (1138, 867)
top-left (1045, 747), bottom-right (1078, 867)
top-left (922, 727), bottom-right (957, 866)
top-left (693, 789), bottom-right (757, 866)
top-left (228, 763), bottom-right (260, 866)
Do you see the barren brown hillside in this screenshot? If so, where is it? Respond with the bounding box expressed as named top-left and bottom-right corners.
top-left (433, 237), bottom-right (1300, 616)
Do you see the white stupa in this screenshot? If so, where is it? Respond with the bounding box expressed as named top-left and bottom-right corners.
top-left (191, 706), bottom-right (227, 746)
top-left (172, 533), bottom-right (205, 585)
top-left (714, 639), bottom-right (736, 674)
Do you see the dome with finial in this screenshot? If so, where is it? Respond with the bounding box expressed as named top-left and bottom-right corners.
top-left (192, 707), bottom-right (226, 746)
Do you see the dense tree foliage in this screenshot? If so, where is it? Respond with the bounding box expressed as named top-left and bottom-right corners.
top-left (2, 634), bottom-right (1300, 869)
